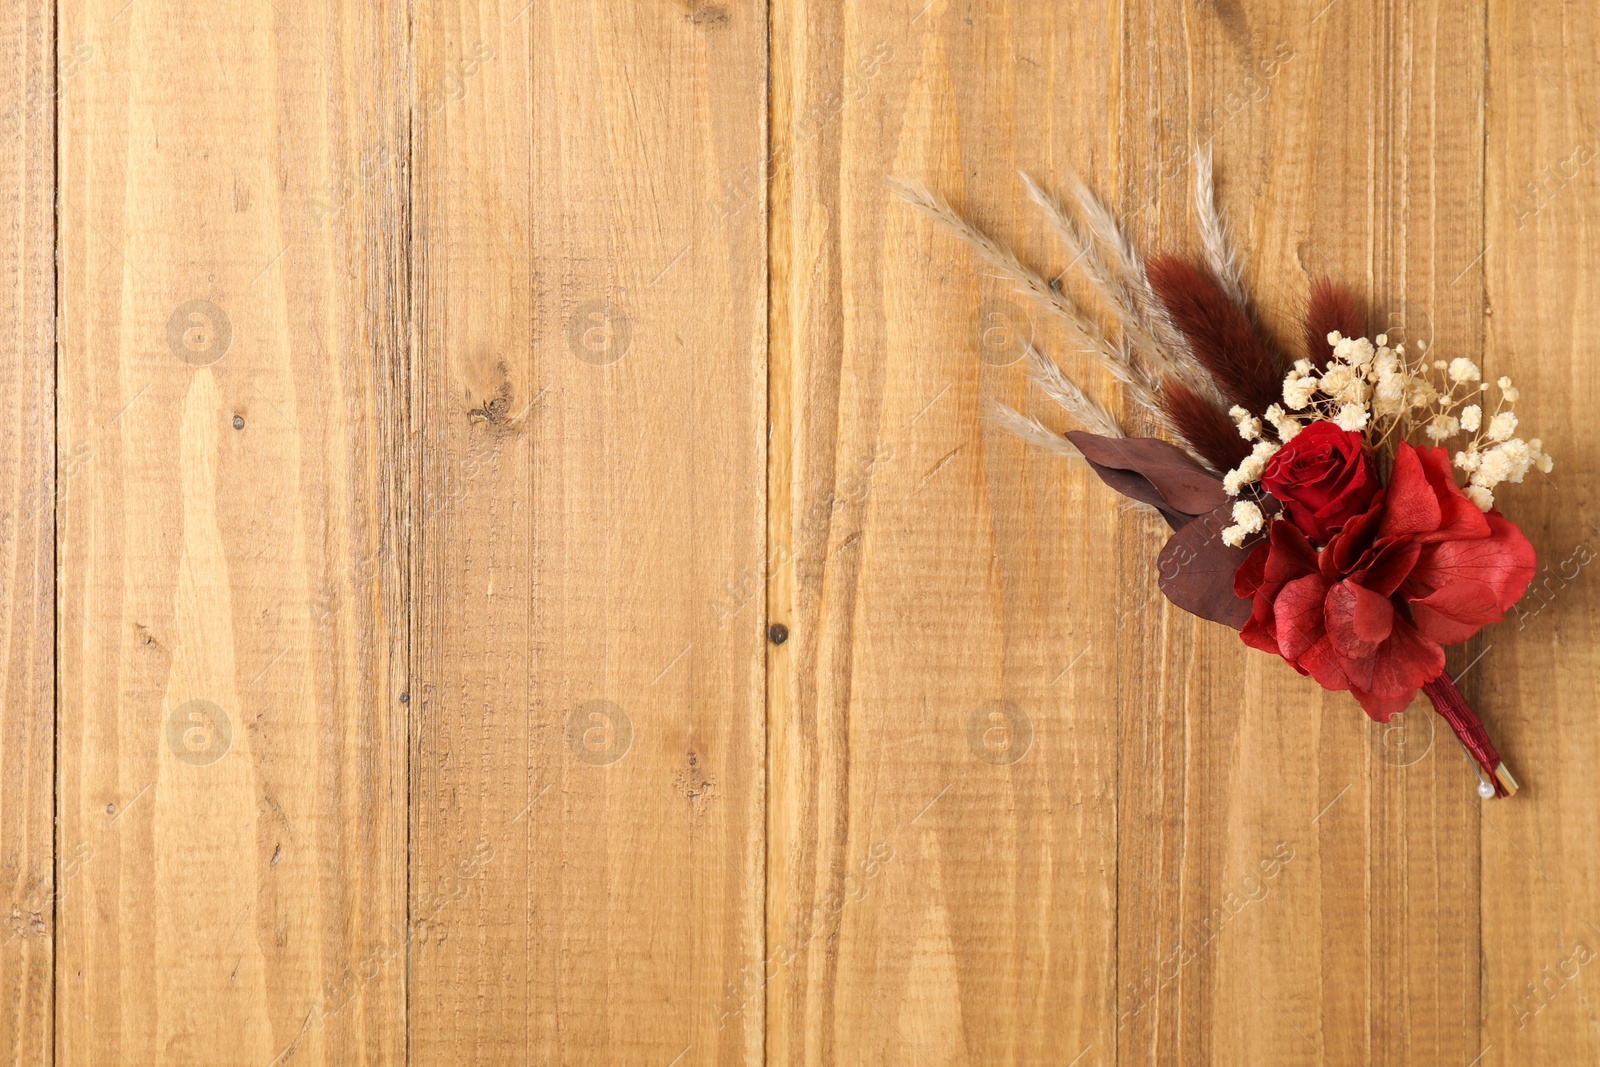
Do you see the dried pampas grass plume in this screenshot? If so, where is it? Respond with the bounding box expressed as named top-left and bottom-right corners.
top-left (982, 399), bottom-right (1083, 459)
top-left (1019, 171), bottom-right (1220, 408)
top-left (1193, 145), bottom-right (1247, 311)
top-left (887, 176), bottom-right (1197, 453)
top-left (1018, 174), bottom-right (1160, 371)
top-left (886, 178), bottom-right (1162, 404)
top-left (1058, 168), bottom-right (1210, 382)
top-left (1020, 343), bottom-right (1124, 439)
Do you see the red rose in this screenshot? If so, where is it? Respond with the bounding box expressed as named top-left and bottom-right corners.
top-left (1261, 421), bottom-right (1380, 543)
top-left (1236, 442), bottom-right (1536, 720)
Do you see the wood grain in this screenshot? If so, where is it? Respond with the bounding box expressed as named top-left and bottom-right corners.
top-left (768, 4), bottom-right (1122, 1063)
top-left (408, 0), bottom-right (768, 1062)
top-left (0, 0), bottom-right (55, 1062)
top-left (1484, 1), bottom-right (1600, 1061)
top-left (1143, 4), bottom-right (1489, 1065)
top-left (767, 1), bottom-right (1498, 1063)
top-left (14, 1), bottom-right (1600, 1064)
top-left (55, 0), bottom-right (409, 1063)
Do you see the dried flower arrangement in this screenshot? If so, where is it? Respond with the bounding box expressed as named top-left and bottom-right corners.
top-left (892, 152), bottom-right (1544, 798)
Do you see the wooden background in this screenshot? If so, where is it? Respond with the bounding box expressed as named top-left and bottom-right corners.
top-left (2, 0), bottom-right (1597, 1063)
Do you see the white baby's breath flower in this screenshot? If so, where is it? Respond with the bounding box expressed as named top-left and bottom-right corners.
top-left (1266, 406), bottom-right (1301, 442)
top-left (1406, 379), bottom-right (1439, 409)
top-left (1453, 448), bottom-right (1481, 473)
top-left (1221, 525), bottom-right (1247, 548)
top-left (1497, 375), bottom-right (1512, 389)
top-left (1283, 375), bottom-right (1316, 411)
top-left (1223, 468), bottom-right (1249, 496)
top-left (1319, 365), bottom-right (1354, 397)
top-left (1475, 447), bottom-right (1512, 485)
top-left (1333, 403), bottom-right (1370, 432)
top-left (1465, 485), bottom-right (1494, 511)
top-left (1499, 438), bottom-right (1533, 482)
top-left (1502, 386), bottom-right (1519, 402)
top-left (1336, 378), bottom-right (1371, 406)
top-left (1231, 500), bottom-right (1265, 535)
top-left (1460, 404), bottom-right (1481, 432)
top-left (1424, 413), bottom-right (1460, 441)
top-left (1251, 440), bottom-right (1280, 464)
top-left (1486, 411), bottom-right (1518, 442)
top-left (1447, 357), bottom-right (1481, 383)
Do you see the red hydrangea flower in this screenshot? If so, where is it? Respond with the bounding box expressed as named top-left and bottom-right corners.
top-left (1260, 421), bottom-right (1380, 543)
top-left (1236, 441), bottom-right (1536, 720)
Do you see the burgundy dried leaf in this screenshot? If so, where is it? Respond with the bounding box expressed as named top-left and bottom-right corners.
top-left (1066, 432), bottom-right (1230, 530)
top-left (1305, 278), bottom-right (1365, 370)
top-left (1147, 254), bottom-right (1289, 417)
top-left (1160, 380), bottom-right (1251, 472)
top-left (1156, 501), bottom-right (1259, 629)
top-left (1080, 468), bottom-right (1188, 530)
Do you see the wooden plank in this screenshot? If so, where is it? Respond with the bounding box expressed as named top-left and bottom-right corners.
top-left (33, 2), bottom-right (1600, 1064)
top-left (0, 0), bottom-right (55, 1061)
top-left (407, 0), bottom-right (767, 1062)
top-left (772, 1), bottom-right (1494, 1063)
top-left (1483, 2), bottom-right (1600, 1061)
top-left (55, 0), bottom-right (410, 1063)
top-left (768, 4), bottom-right (1122, 1062)
top-left (1113, 4), bottom-right (1487, 1064)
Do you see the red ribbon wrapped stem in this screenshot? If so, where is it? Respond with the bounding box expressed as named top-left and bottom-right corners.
top-left (1422, 673), bottom-right (1518, 798)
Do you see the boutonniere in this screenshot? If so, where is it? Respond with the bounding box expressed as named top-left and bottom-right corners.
top-left (894, 153), bottom-right (1545, 798)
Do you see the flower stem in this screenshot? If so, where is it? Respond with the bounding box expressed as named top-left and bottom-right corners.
top-left (1422, 673), bottom-right (1517, 798)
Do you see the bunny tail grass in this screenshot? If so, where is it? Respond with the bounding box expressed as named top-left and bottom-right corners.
top-left (1304, 278), bottom-right (1366, 369)
top-left (1147, 253), bottom-right (1289, 419)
